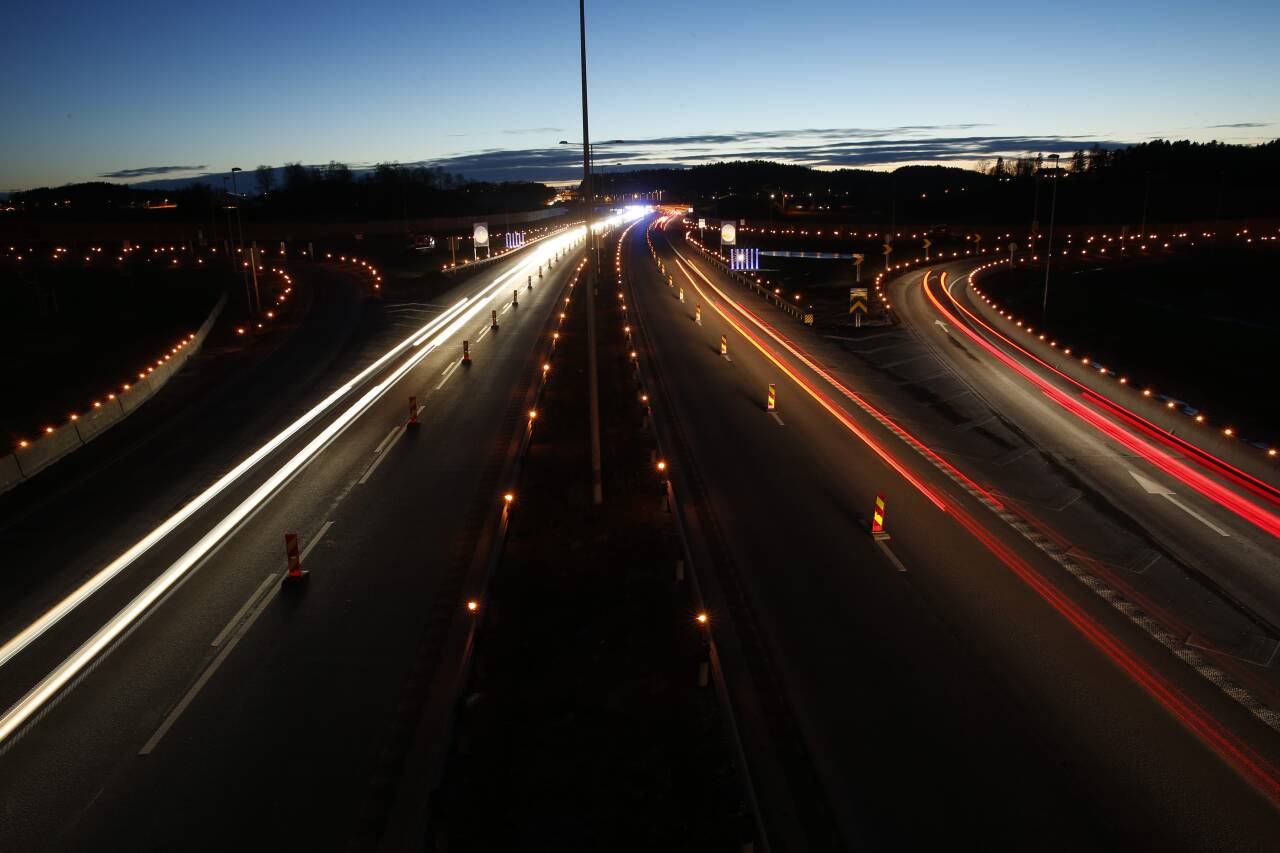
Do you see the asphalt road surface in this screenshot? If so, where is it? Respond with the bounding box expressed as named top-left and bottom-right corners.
top-left (631, 215), bottom-right (1280, 851)
top-left (0, 224), bottom-right (599, 850)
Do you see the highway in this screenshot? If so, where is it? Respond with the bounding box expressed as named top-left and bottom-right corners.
top-left (0, 220), bottom-right (623, 850)
top-left (630, 214), bottom-right (1280, 850)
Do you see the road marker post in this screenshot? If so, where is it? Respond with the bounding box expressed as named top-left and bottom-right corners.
top-left (462, 340), bottom-right (471, 364)
top-left (490, 309), bottom-right (499, 330)
top-left (720, 335), bottom-right (728, 356)
top-left (538, 265), bottom-right (543, 279)
top-left (679, 287), bottom-right (685, 303)
top-left (766, 384), bottom-right (776, 411)
top-left (667, 274), bottom-right (673, 287)
top-left (871, 493), bottom-right (890, 540)
top-left (528, 274), bottom-right (533, 290)
top-left (408, 396), bottom-right (420, 426)
top-left (695, 304), bottom-right (702, 324)
top-left (283, 532), bottom-right (309, 583)
top-left (512, 289), bottom-right (519, 308)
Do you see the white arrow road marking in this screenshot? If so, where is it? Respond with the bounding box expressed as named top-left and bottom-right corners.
top-left (934, 319), bottom-right (949, 332)
top-left (1129, 469), bottom-right (1231, 537)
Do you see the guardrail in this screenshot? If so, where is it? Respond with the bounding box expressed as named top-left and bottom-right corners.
top-left (683, 233), bottom-right (808, 321)
top-left (0, 292), bottom-right (228, 496)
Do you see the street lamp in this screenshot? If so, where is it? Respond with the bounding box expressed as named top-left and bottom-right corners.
top-left (1042, 153), bottom-right (1060, 319)
top-left (576, 0), bottom-right (603, 506)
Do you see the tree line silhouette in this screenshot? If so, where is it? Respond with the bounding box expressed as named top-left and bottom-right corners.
top-left (6, 138), bottom-right (1276, 228)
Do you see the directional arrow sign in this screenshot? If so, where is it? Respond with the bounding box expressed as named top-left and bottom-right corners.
top-left (1128, 470), bottom-right (1230, 537)
top-left (922, 238), bottom-right (933, 249)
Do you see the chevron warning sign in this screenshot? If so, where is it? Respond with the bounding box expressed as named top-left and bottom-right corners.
top-left (848, 286), bottom-right (869, 314)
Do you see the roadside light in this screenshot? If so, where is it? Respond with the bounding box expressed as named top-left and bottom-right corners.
top-left (503, 492), bottom-right (515, 505)
top-left (19, 440), bottom-right (29, 448)
top-left (1224, 428), bottom-right (1234, 436)
top-left (1195, 415), bottom-right (1205, 423)
top-left (695, 612), bottom-right (708, 625)
top-left (640, 394), bottom-right (649, 403)
top-left (657, 460), bottom-right (667, 474)
top-left (44, 426), bottom-right (54, 434)
top-left (528, 409), bottom-right (538, 420)
top-left (466, 600), bottom-right (479, 613)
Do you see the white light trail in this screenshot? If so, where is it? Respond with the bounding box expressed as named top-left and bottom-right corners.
top-left (0, 214), bottom-right (637, 747)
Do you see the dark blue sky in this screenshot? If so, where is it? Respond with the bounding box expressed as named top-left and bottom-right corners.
top-left (2, 0), bottom-right (1276, 189)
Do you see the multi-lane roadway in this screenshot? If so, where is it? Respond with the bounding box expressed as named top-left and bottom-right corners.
top-left (629, 214), bottom-right (1280, 851)
top-left (0, 221), bottom-right (619, 849)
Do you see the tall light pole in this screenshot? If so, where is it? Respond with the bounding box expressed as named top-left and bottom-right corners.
top-left (561, 137), bottom-right (624, 278)
top-left (578, 0), bottom-right (603, 506)
top-left (1042, 153), bottom-right (1060, 319)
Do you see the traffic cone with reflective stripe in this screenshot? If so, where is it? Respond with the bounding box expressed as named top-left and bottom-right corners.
top-left (283, 532), bottom-right (309, 582)
top-left (871, 494), bottom-right (890, 540)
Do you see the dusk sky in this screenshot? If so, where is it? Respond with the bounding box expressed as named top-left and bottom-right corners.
top-left (3, 0), bottom-right (1277, 190)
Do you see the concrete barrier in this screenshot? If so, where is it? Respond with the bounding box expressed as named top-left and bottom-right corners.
top-left (73, 398), bottom-right (125, 443)
top-left (0, 292), bottom-right (227, 496)
top-left (14, 422), bottom-right (83, 478)
top-left (0, 455), bottom-right (24, 494)
top-left (118, 377), bottom-right (156, 414)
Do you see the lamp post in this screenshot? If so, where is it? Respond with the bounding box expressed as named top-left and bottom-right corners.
top-left (577, 0), bottom-right (602, 506)
top-left (1042, 153), bottom-right (1060, 319)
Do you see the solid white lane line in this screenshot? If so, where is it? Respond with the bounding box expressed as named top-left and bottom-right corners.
top-left (500, 302), bottom-right (513, 315)
top-left (359, 426), bottom-right (405, 484)
top-left (210, 574), bottom-right (276, 648)
top-left (436, 361), bottom-right (461, 389)
top-left (476, 325), bottom-right (490, 343)
top-left (373, 425), bottom-right (400, 455)
top-left (140, 521), bottom-right (334, 755)
top-left (875, 539), bottom-right (908, 573)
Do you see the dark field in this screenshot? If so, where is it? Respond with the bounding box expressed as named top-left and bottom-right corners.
top-left (0, 255), bottom-right (223, 446)
top-left (980, 245), bottom-right (1280, 445)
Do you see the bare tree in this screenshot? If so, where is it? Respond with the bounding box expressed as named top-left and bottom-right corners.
top-left (254, 164), bottom-right (275, 195)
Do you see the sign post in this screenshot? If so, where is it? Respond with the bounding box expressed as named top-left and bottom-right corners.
top-left (472, 222), bottom-right (490, 260)
top-left (852, 252), bottom-right (865, 282)
top-left (849, 287), bottom-right (869, 327)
